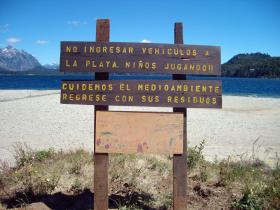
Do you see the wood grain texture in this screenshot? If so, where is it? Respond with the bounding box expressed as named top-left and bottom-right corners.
top-left (94, 19), bottom-right (109, 210)
top-left (60, 41), bottom-right (221, 75)
top-left (60, 80), bottom-right (222, 108)
top-left (173, 22), bottom-right (187, 210)
top-left (95, 111), bottom-right (184, 154)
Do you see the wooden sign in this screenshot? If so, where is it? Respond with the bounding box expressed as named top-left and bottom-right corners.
top-left (60, 42), bottom-right (221, 75)
top-left (95, 111), bottom-right (183, 154)
top-left (61, 80), bottom-right (222, 108)
top-left (60, 19), bottom-right (222, 210)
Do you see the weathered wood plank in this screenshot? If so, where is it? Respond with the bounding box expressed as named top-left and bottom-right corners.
top-left (94, 19), bottom-right (109, 210)
top-left (95, 111), bottom-right (184, 154)
top-left (60, 41), bottom-right (221, 75)
top-left (173, 22), bottom-right (187, 210)
top-left (60, 80), bottom-right (222, 108)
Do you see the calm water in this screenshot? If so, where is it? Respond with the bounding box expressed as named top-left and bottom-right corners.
top-left (0, 74), bottom-right (279, 98)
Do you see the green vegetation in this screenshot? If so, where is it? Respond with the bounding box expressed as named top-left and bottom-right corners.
top-left (0, 142), bottom-right (279, 209)
top-left (222, 52), bottom-right (280, 78)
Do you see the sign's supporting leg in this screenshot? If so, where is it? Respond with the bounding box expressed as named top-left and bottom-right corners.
top-left (94, 19), bottom-right (110, 210)
top-left (173, 22), bottom-right (187, 210)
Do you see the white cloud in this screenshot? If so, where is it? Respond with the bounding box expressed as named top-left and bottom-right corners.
top-left (6, 37), bottom-right (21, 45)
top-left (0, 24), bottom-right (9, 33)
top-left (67, 20), bottom-right (87, 26)
top-left (36, 40), bottom-right (49, 45)
top-left (141, 39), bottom-right (151, 43)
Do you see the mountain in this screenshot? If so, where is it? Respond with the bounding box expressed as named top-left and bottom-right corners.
top-left (0, 45), bottom-right (41, 71)
top-left (43, 63), bottom-right (59, 70)
top-left (222, 53), bottom-right (280, 78)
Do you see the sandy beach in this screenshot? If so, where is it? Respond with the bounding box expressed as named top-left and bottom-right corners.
top-left (0, 90), bottom-right (279, 166)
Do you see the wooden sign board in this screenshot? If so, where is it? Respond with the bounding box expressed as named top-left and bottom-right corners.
top-left (60, 42), bottom-right (221, 75)
top-left (95, 111), bottom-right (184, 154)
top-left (61, 80), bottom-right (222, 108)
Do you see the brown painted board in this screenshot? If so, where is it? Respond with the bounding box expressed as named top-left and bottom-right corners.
top-left (60, 41), bottom-right (221, 75)
top-left (60, 80), bottom-right (222, 108)
top-left (95, 111), bottom-right (184, 154)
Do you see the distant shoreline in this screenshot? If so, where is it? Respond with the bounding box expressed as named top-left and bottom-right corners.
top-left (1, 75), bottom-right (280, 98)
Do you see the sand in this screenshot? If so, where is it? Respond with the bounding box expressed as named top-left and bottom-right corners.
top-left (0, 90), bottom-right (279, 166)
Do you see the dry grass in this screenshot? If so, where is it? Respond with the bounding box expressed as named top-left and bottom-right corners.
top-left (0, 142), bottom-right (279, 209)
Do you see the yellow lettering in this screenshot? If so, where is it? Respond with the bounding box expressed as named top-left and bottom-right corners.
top-left (69, 94), bottom-right (74, 101)
top-left (196, 85), bottom-right (200, 92)
top-left (212, 97), bottom-right (217, 104)
top-left (69, 84), bottom-right (74, 91)
top-left (201, 85), bottom-right (207, 93)
top-left (138, 84), bottom-right (144, 91)
top-left (66, 46), bottom-right (71, 53)
top-left (152, 62), bottom-right (157, 70)
top-left (174, 96), bottom-right (178, 103)
top-left (193, 49), bottom-right (197, 56)
top-left (112, 61), bottom-right (118, 68)
top-left (116, 46), bottom-right (121, 53)
top-left (154, 48), bottom-right (159, 55)
top-left (167, 96), bottom-right (172, 103)
top-left (109, 46), bottom-right (114, 53)
top-left (128, 47), bottom-right (134, 54)
top-left (62, 93), bottom-right (67, 100)
top-left (66, 59), bottom-right (70, 67)
top-left (62, 83), bottom-right (67, 90)
top-left (86, 60), bottom-right (90, 67)
top-left (141, 95), bottom-right (146, 102)
top-left (215, 86), bottom-right (219, 93)
top-left (82, 94), bottom-right (87, 101)
top-left (167, 48), bottom-right (172, 55)
top-left (190, 64), bottom-right (195, 71)
top-left (125, 61), bottom-right (131, 68)
top-left (142, 48), bottom-right (147, 54)
top-left (120, 83), bottom-right (125, 91)
top-left (73, 60), bottom-right (77, 67)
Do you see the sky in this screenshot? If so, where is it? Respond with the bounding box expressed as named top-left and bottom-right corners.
top-left (0, 0), bottom-right (279, 65)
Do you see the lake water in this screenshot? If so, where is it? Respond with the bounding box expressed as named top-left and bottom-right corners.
top-left (0, 74), bottom-right (279, 98)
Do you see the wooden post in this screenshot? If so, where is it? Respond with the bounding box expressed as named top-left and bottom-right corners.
top-left (94, 19), bottom-right (110, 210)
top-left (173, 22), bottom-right (187, 210)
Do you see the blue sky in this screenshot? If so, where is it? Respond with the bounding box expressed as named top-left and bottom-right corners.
top-left (0, 0), bottom-right (279, 65)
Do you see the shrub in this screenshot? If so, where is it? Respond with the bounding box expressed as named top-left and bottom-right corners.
top-left (187, 140), bottom-right (205, 170)
top-left (67, 149), bottom-right (91, 175)
top-left (70, 178), bottom-right (83, 194)
top-left (34, 148), bottom-right (55, 162)
top-left (232, 189), bottom-right (261, 210)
